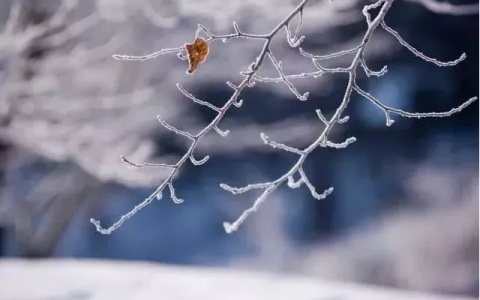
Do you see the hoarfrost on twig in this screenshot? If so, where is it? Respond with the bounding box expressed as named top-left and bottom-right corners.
top-left (91, 0), bottom-right (478, 235)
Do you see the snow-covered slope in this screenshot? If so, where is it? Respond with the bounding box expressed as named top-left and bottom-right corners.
top-left (0, 259), bottom-right (475, 300)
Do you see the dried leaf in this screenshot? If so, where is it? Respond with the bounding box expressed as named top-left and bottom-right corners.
top-left (185, 38), bottom-right (209, 74)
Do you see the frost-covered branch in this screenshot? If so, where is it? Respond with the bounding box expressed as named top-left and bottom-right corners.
top-left (220, 0), bottom-right (477, 234)
top-left (91, 0), bottom-right (313, 234)
top-left (381, 21), bottom-right (466, 67)
top-left (223, 0), bottom-right (396, 233)
top-left (267, 51), bottom-right (309, 101)
top-left (91, 0), bottom-right (478, 235)
top-left (261, 133), bottom-right (304, 155)
top-left (112, 47), bottom-right (185, 61)
top-left (354, 84), bottom-right (478, 126)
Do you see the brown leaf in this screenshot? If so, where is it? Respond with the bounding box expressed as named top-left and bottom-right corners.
top-left (185, 38), bottom-right (209, 74)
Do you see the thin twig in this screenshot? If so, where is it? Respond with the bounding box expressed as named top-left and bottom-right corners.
top-left (113, 46), bottom-right (184, 61)
top-left (223, 0), bottom-right (398, 233)
top-left (354, 84), bottom-right (477, 125)
top-left (91, 0), bottom-right (478, 235)
top-left (91, 0), bottom-right (315, 234)
top-left (381, 20), bottom-right (466, 67)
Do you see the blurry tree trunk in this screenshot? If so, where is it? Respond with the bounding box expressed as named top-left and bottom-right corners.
top-left (18, 169), bottom-right (100, 258)
top-left (0, 1), bottom-right (94, 259)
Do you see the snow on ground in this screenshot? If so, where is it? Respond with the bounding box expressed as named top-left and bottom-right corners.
top-left (0, 259), bottom-right (476, 300)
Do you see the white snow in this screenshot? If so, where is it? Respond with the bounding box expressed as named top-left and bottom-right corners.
top-left (0, 259), bottom-right (476, 300)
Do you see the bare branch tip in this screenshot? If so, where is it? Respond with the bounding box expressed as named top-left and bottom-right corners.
top-left (338, 115), bottom-right (350, 124)
top-left (223, 222), bottom-right (235, 234)
top-left (90, 218), bottom-right (111, 235)
top-left (234, 99), bottom-right (243, 107)
top-left (316, 109), bottom-right (330, 125)
top-left (233, 21), bottom-right (240, 33)
top-left (287, 175), bottom-right (303, 189)
top-left (190, 155), bottom-right (210, 166)
top-left (214, 126), bottom-right (230, 137)
top-left (226, 81), bottom-right (237, 90)
top-left (220, 183), bottom-right (239, 194)
top-left (120, 155), bottom-right (140, 168)
top-left (168, 182), bottom-right (184, 204)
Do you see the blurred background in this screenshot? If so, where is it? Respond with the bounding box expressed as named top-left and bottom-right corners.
top-left (0, 0), bottom-right (478, 298)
